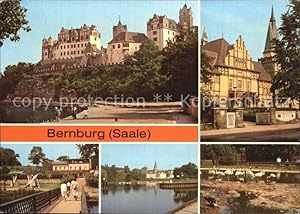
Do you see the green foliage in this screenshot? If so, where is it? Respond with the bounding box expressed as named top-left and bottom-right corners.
top-left (0, 63), bottom-right (34, 100)
top-left (85, 173), bottom-right (99, 188)
top-left (0, 147), bottom-right (21, 166)
top-left (101, 165), bottom-right (145, 182)
top-left (57, 156), bottom-right (69, 161)
top-left (201, 145), bottom-right (237, 162)
top-left (173, 162), bottom-right (198, 179)
top-left (162, 26), bottom-right (198, 98)
top-left (77, 144), bottom-right (99, 169)
top-left (271, 0), bottom-right (300, 105)
top-left (28, 146), bottom-right (46, 166)
top-left (0, 0), bottom-right (31, 47)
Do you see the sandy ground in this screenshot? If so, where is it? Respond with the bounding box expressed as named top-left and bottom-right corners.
top-left (200, 180), bottom-right (300, 213)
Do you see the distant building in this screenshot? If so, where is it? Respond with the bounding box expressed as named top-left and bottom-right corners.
top-left (146, 161), bottom-right (174, 179)
top-left (107, 20), bottom-right (148, 64)
top-left (52, 158), bottom-right (92, 177)
top-left (42, 24), bottom-right (101, 61)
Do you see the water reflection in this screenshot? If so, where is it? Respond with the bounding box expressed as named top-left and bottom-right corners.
top-left (101, 184), bottom-right (197, 214)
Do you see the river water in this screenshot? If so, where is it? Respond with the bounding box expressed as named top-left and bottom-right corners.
top-left (101, 184), bottom-right (197, 214)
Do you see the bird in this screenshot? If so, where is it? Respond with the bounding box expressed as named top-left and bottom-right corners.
top-left (254, 171), bottom-right (265, 182)
top-left (204, 196), bottom-right (219, 208)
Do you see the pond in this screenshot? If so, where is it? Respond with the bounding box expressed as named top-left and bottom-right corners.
top-left (101, 184), bottom-right (197, 214)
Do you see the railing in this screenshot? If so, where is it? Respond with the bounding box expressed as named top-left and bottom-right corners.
top-left (80, 187), bottom-right (89, 214)
top-left (159, 182), bottom-right (198, 189)
top-left (0, 188), bottom-right (60, 213)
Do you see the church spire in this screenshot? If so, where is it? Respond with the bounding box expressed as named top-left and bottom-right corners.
top-left (201, 27), bottom-right (208, 46)
top-left (264, 6), bottom-right (277, 53)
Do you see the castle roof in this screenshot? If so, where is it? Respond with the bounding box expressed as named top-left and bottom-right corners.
top-left (202, 37), bottom-right (271, 82)
top-left (108, 31), bottom-right (148, 44)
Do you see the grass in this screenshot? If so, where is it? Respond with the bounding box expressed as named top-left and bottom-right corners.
top-left (3, 183), bottom-right (60, 191)
top-left (172, 178), bottom-right (198, 183)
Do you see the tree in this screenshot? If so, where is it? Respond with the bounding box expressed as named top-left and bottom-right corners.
top-left (173, 162), bottom-right (197, 178)
top-left (123, 39), bottom-right (169, 99)
top-left (57, 156), bottom-right (69, 161)
top-left (201, 145), bottom-right (237, 163)
top-left (28, 146), bottom-right (46, 166)
top-left (271, 0), bottom-right (300, 108)
top-left (0, 63), bottom-right (33, 100)
top-left (77, 144), bottom-right (99, 169)
top-left (0, 147), bottom-right (21, 166)
top-left (0, 0), bottom-right (31, 47)
top-left (162, 26), bottom-right (198, 98)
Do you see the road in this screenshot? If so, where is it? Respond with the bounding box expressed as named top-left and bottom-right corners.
top-left (53, 105), bottom-right (195, 124)
top-left (201, 128), bottom-right (300, 142)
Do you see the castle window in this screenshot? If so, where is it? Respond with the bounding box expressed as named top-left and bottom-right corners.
top-left (81, 50), bottom-right (83, 53)
top-left (71, 44), bottom-right (73, 48)
top-left (64, 45), bottom-right (66, 49)
top-left (61, 52), bottom-right (63, 56)
top-left (81, 36), bottom-right (83, 40)
top-left (81, 44), bottom-right (83, 47)
top-left (153, 37), bottom-right (158, 42)
top-left (118, 44), bottom-right (121, 48)
top-left (173, 32), bottom-right (175, 36)
top-left (229, 79), bottom-right (233, 91)
top-left (86, 35), bottom-right (89, 40)
top-left (45, 52), bottom-right (47, 56)
top-left (64, 52), bottom-right (66, 55)
top-left (78, 44), bottom-right (80, 47)
top-left (67, 51), bottom-right (69, 55)
top-left (78, 50), bottom-right (80, 54)
top-left (113, 45), bottom-right (115, 49)
top-left (153, 31), bottom-right (157, 35)
top-left (67, 45), bottom-right (69, 48)
top-left (237, 80), bottom-right (242, 91)
top-left (95, 37), bottom-right (97, 41)
top-left (168, 31), bottom-right (170, 34)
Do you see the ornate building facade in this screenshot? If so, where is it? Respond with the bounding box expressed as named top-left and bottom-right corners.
top-left (42, 24), bottom-right (101, 61)
top-left (202, 8), bottom-right (277, 107)
top-left (146, 161), bottom-right (174, 179)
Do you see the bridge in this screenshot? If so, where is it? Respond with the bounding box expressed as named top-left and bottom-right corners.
top-left (0, 186), bottom-right (90, 213)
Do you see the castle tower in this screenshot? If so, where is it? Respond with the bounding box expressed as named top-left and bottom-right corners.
top-left (42, 36), bottom-right (53, 60)
top-left (201, 27), bottom-right (208, 46)
top-left (113, 18), bottom-right (127, 38)
top-left (179, 3), bottom-right (193, 29)
top-left (260, 6), bottom-right (278, 78)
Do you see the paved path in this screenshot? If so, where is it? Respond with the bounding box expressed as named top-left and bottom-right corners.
top-left (174, 201), bottom-right (198, 214)
top-left (47, 178), bottom-right (85, 213)
top-left (53, 105), bottom-right (195, 124)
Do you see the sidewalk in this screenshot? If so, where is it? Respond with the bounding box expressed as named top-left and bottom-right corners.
top-left (201, 122), bottom-right (300, 137)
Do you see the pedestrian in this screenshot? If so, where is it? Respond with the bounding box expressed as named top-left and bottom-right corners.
top-left (60, 182), bottom-right (68, 200)
top-left (276, 157), bottom-right (281, 166)
top-left (285, 158), bottom-right (289, 168)
top-left (67, 181), bottom-right (71, 197)
top-left (72, 106), bottom-right (77, 119)
top-left (71, 179), bottom-right (79, 200)
top-left (55, 107), bottom-right (61, 121)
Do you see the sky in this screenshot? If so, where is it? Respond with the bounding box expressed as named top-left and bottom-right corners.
top-left (0, 0), bottom-right (199, 73)
top-left (1, 144), bottom-right (81, 166)
top-left (201, 0), bottom-right (289, 60)
top-left (101, 144), bottom-right (198, 170)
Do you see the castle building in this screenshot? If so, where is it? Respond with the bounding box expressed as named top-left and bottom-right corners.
top-left (107, 20), bottom-right (148, 64)
top-left (147, 4), bottom-right (193, 50)
top-left (42, 24), bottom-right (101, 61)
top-left (179, 3), bottom-right (193, 29)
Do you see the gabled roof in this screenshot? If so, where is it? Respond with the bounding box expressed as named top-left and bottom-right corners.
top-left (108, 32), bottom-right (148, 44)
top-left (202, 38), bottom-right (233, 66)
top-left (202, 37), bottom-right (272, 82)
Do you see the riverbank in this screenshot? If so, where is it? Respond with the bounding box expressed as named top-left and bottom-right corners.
top-left (200, 180), bottom-right (300, 213)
